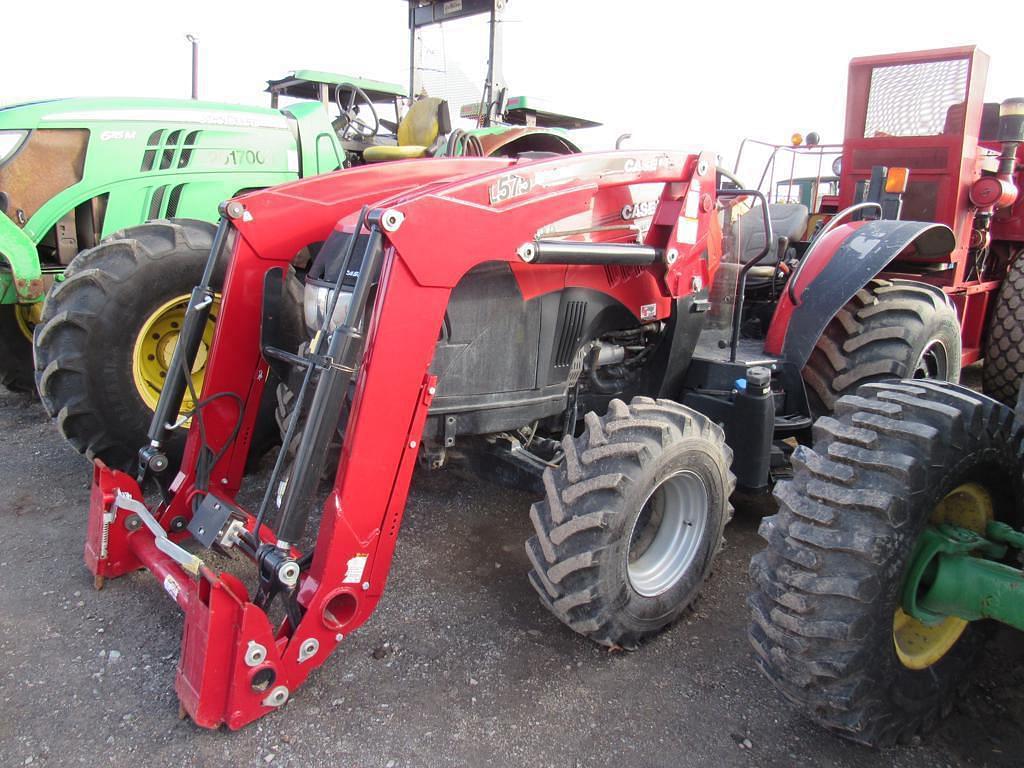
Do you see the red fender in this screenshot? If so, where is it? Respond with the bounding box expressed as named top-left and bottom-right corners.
top-left (765, 219), bottom-right (955, 368)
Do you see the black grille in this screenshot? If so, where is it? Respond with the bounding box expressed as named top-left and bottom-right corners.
top-left (178, 130), bottom-right (201, 168)
top-left (140, 130), bottom-right (163, 172)
top-left (141, 129), bottom-right (201, 172)
top-left (604, 264), bottom-right (645, 286)
top-left (554, 301), bottom-right (586, 367)
top-left (165, 184), bottom-right (185, 217)
top-left (148, 186), bottom-right (166, 219)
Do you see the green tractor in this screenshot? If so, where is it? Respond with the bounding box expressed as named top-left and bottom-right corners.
top-left (0, 73), bottom-right (428, 390)
top-left (9, 0), bottom-right (596, 468)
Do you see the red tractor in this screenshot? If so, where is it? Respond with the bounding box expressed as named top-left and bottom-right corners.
top-left (841, 47), bottom-right (1024, 405)
top-left (77, 128), bottom-right (984, 727)
top-left (741, 46), bottom-right (1024, 406)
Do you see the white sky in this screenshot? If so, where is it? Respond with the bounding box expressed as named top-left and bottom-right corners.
top-left (4, 0), bottom-right (1022, 169)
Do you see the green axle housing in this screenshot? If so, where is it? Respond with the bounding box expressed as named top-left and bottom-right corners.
top-left (903, 522), bottom-right (1024, 632)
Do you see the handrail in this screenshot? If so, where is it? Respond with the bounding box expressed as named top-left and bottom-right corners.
top-left (733, 139), bottom-right (843, 207)
top-left (717, 188), bottom-right (773, 363)
top-left (786, 201), bottom-right (883, 305)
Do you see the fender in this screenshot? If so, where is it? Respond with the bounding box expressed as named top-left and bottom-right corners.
top-left (282, 100), bottom-right (344, 176)
top-left (764, 219), bottom-right (955, 368)
top-left (475, 127), bottom-right (581, 156)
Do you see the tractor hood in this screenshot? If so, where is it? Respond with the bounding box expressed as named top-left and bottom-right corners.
top-left (0, 97), bottom-right (290, 131)
top-left (0, 95), bottom-right (302, 301)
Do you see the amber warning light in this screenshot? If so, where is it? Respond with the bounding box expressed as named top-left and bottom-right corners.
top-left (884, 167), bottom-right (910, 195)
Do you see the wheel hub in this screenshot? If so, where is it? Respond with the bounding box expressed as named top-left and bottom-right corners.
top-left (912, 339), bottom-right (949, 380)
top-left (893, 482), bottom-right (993, 670)
top-left (627, 470), bottom-right (710, 597)
top-left (14, 302), bottom-right (43, 343)
top-left (131, 294), bottom-right (218, 414)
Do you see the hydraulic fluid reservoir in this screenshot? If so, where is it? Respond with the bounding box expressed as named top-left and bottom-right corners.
top-left (729, 365), bottom-right (775, 492)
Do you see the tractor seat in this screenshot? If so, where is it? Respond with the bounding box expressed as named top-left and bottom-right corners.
top-left (734, 203), bottom-right (808, 279)
top-left (363, 97), bottom-right (452, 162)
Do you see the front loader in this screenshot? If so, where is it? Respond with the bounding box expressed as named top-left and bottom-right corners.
top-left (79, 143), bottom-right (967, 728)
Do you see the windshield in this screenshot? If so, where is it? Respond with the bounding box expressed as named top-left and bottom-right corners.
top-left (413, 12), bottom-right (494, 131)
top-left (693, 193), bottom-right (773, 358)
top-left (774, 177), bottom-right (839, 210)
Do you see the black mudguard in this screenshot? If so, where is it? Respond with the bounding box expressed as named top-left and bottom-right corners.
top-left (778, 219), bottom-right (955, 369)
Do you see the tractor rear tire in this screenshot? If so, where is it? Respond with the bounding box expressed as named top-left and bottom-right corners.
top-left (982, 249), bottom-right (1024, 407)
top-left (749, 380), bottom-right (1023, 746)
top-left (802, 279), bottom-right (961, 415)
top-left (526, 397), bottom-right (735, 649)
top-left (0, 304), bottom-right (35, 393)
top-left (34, 219), bottom-right (221, 470)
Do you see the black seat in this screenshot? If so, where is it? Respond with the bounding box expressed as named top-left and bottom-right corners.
top-left (736, 203), bottom-right (809, 265)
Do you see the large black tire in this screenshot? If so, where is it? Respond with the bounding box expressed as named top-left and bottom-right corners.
top-left (0, 304), bottom-right (35, 392)
top-left (749, 380), bottom-right (1023, 746)
top-left (983, 249), bottom-right (1024, 406)
top-left (802, 279), bottom-right (962, 415)
top-left (34, 219), bottom-right (220, 470)
top-left (526, 397), bottom-right (735, 648)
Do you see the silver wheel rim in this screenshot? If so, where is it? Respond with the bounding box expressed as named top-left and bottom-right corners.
top-left (913, 339), bottom-right (949, 380)
top-left (627, 470), bottom-right (710, 597)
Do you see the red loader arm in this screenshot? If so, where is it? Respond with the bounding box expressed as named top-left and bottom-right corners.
top-left (85, 149), bottom-right (720, 728)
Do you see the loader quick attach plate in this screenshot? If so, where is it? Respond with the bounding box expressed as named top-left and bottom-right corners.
top-left (81, 150), bottom-right (721, 728)
top-left (187, 494), bottom-right (246, 550)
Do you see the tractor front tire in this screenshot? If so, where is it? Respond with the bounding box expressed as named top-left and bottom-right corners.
top-left (0, 304), bottom-right (35, 393)
top-left (273, 343), bottom-right (348, 483)
top-left (34, 219), bottom-right (221, 470)
top-left (526, 397), bottom-right (735, 649)
top-left (749, 380), bottom-right (1023, 746)
top-left (983, 249), bottom-right (1024, 406)
top-left (802, 279), bottom-right (961, 415)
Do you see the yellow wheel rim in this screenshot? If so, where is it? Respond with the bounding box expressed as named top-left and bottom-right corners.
top-left (14, 302), bottom-right (43, 343)
top-left (893, 482), bottom-right (993, 670)
top-left (131, 293), bottom-right (220, 415)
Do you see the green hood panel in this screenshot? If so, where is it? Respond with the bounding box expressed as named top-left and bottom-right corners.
top-left (0, 98), bottom-right (304, 249)
top-left (0, 97), bottom-right (289, 131)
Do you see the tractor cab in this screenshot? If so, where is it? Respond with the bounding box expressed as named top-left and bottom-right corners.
top-left (405, 0), bottom-right (600, 152)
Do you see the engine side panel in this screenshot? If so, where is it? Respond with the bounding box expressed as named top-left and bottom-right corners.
top-left (427, 264), bottom-right (640, 435)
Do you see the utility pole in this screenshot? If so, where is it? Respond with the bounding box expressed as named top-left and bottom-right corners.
top-left (186, 34), bottom-right (199, 100)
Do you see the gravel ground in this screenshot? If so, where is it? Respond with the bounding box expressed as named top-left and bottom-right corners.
top-left (1, 381), bottom-right (1022, 768)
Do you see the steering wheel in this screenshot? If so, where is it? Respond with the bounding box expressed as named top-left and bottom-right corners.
top-left (333, 84), bottom-right (380, 141)
top-left (716, 166), bottom-right (752, 210)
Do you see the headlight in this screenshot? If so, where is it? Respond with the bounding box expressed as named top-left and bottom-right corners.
top-left (831, 156), bottom-right (843, 176)
top-left (303, 278), bottom-right (352, 334)
top-left (0, 130), bottom-right (28, 165)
